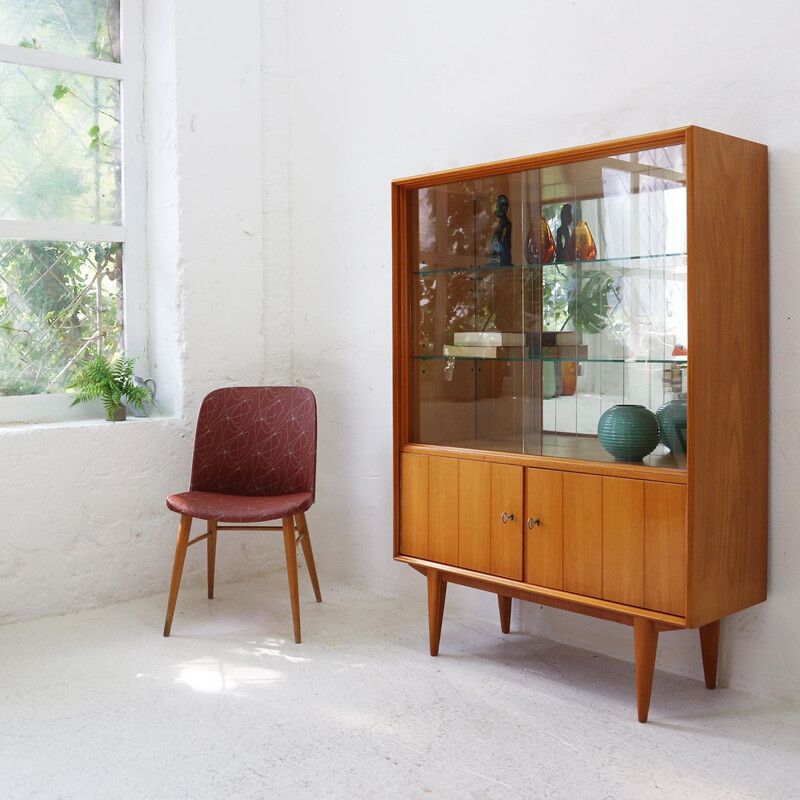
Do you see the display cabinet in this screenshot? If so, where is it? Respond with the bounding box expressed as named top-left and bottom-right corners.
top-left (392, 127), bottom-right (768, 721)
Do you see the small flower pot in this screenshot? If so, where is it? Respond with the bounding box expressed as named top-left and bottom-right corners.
top-left (108, 405), bottom-right (127, 422)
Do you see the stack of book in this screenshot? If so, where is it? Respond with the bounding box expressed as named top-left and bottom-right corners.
top-left (538, 331), bottom-right (588, 361)
top-left (444, 331), bottom-right (528, 359)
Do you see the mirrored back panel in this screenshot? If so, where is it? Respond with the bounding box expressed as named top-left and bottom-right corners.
top-left (408, 144), bottom-right (687, 469)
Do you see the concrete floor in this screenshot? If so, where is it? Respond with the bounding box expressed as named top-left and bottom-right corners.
top-left (1, 577), bottom-right (799, 800)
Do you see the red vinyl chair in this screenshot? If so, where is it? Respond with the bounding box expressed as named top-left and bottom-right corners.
top-left (163, 386), bottom-right (321, 642)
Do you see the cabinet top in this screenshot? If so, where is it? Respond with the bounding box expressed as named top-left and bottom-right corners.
top-left (392, 126), bottom-right (766, 189)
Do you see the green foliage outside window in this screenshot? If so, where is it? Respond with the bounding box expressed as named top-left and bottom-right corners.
top-left (0, 1), bottom-right (123, 398)
top-left (0, 239), bottom-right (122, 395)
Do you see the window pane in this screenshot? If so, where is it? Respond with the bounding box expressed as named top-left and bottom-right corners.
top-left (0, 0), bottom-right (120, 62)
top-left (0, 62), bottom-right (121, 224)
top-left (0, 239), bottom-right (122, 395)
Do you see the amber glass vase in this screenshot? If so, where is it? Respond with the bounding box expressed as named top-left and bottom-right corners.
top-left (525, 216), bottom-right (556, 265)
top-left (566, 220), bottom-right (597, 261)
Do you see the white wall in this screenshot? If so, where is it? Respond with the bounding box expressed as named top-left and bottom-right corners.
top-left (285, 0), bottom-right (800, 702)
top-left (3, 0), bottom-right (799, 706)
top-left (0, 0), bottom-right (288, 623)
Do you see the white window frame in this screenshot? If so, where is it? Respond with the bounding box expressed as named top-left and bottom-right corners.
top-left (0, 0), bottom-right (147, 424)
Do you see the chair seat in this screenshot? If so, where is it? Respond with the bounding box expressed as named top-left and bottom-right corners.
top-left (166, 490), bottom-right (314, 523)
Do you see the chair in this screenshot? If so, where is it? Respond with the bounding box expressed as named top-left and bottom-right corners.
top-left (163, 386), bottom-right (321, 642)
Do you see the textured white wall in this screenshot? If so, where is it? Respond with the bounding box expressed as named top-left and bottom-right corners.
top-left (4, 0), bottom-right (798, 707)
top-left (262, 0), bottom-right (293, 384)
top-left (0, 0), bottom-right (288, 623)
top-left (285, 0), bottom-right (800, 701)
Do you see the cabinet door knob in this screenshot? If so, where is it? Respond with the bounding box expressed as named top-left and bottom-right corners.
top-left (501, 512), bottom-right (515, 524)
top-left (527, 518), bottom-right (541, 529)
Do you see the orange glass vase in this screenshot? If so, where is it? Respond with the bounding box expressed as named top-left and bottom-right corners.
top-left (566, 220), bottom-right (597, 261)
top-left (525, 216), bottom-right (556, 265)
top-left (560, 361), bottom-right (577, 396)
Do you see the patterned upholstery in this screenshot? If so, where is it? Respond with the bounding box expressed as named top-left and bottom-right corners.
top-left (165, 491), bottom-right (314, 523)
top-left (166, 387), bottom-right (317, 522)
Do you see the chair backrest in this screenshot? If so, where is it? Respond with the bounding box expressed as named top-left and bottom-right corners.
top-left (189, 387), bottom-right (317, 499)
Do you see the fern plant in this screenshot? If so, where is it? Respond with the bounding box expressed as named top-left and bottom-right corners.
top-left (68, 352), bottom-right (153, 420)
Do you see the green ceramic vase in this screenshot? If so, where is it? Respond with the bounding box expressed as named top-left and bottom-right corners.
top-left (597, 404), bottom-right (660, 461)
top-left (656, 400), bottom-right (688, 454)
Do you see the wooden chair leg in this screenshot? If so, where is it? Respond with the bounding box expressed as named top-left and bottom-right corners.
top-left (427, 568), bottom-right (447, 656)
top-left (699, 619), bottom-right (721, 689)
top-left (207, 520), bottom-right (218, 600)
top-left (633, 617), bottom-right (659, 723)
top-left (498, 594), bottom-right (512, 634)
top-left (282, 515), bottom-right (302, 644)
top-left (164, 515), bottom-right (192, 637)
top-left (295, 512), bottom-right (322, 602)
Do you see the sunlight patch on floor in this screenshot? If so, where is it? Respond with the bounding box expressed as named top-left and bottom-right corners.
top-left (173, 656), bottom-right (284, 694)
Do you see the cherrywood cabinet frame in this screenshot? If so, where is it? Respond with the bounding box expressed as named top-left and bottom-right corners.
top-left (392, 127), bottom-right (768, 722)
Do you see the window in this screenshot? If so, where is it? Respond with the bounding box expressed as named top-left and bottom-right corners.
top-left (0, 0), bottom-right (145, 422)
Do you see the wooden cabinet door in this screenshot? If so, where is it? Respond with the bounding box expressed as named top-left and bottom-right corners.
top-left (428, 456), bottom-right (459, 566)
top-left (602, 477), bottom-right (645, 607)
top-left (400, 453), bottom-right (428, 559)
top-left (402, 456), bottom-right (522, 579)
top-left (490, 464), bottom-right (523, 580)
top-left (563, 472), bottom-right (603, 598)
top-left (644, 482), bottom-right (687, 616)
top-left (458, 460), bottom-right (492, 573)
top-left (525, 468), bottom-right (563, 589)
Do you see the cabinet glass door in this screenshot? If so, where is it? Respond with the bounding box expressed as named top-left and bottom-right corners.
top-left (408, 144), bottom-right (687, 471)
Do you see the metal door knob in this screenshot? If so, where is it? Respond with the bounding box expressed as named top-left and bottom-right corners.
top-left (527, 518), bottom-right (541, 528)
top-left (501, 512), bottom-right (515, 524)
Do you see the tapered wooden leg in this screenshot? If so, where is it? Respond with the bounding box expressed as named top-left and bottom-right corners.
top-left (207, 520), bottom-right (218, 600)
top-left (163, 515), bottom-right (192, 637)
top-left (498, 594), bottom-right (512, 634)
top-left (282, 515), bottom-right (302, 644)
top-left (699, 619), bottom-right (721, 689)
top-left (427, 569), bottom-right (447, 656)
top-left (633, 617), bottom-right (659, 723)
top-left (436, 576), bottom-right (447, 641)
top-left (296, 512), bottom-right (322, 602)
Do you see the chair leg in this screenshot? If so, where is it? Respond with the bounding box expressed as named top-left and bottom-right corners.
top-left (164, 515), bottom-right (192, 637)
top-left (207, 520), bottom-right (218, 600)
top-left (296, 512), bottom-right (322, 602)
top-left (282, 515), bottom-right (302, 644)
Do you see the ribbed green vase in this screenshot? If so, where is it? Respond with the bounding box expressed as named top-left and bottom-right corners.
top-left (656, 400), bottom-right (688, 454)
top-left (597, 404), bottom-right (660, 461)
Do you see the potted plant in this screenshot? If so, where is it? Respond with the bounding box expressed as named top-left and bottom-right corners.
top-left (565, 269), bottom-right (619, 334)
top-left (68, 352), bottom-right (154, 421)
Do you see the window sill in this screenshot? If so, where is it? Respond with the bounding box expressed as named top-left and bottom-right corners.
top-left (0, 393), bottom-right (163, 427)
top-left (0, 412), bottom-right (178, 435)
top-left (0, 393), bottom-right (175, 432)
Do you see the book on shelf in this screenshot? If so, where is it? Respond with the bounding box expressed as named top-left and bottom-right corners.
top-left (541, 344), bottom-right (589, 360)
top-left (443, 344), bottom-right (496, 358)
top-left (443, 344), bottom-right (529, 359)
top-left (453, 331), bottom-right (527, 347)
top-left (495, 346), bottom-right (529, 359)
top-left (539, 331), bottom-right (580, 346)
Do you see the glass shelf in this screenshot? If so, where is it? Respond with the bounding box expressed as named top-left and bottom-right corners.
top-left (413, 252), bottom-right (687, 276)
top-left (415, 355), bottom-right (688, 364)
top-left (435, 433), bottom-right (686, 471)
